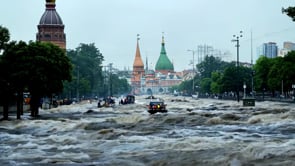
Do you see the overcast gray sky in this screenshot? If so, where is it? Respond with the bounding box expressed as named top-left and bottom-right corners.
top-left (1, 0), bottom-right (295, 71)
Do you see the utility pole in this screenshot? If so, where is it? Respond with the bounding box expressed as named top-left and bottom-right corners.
top-left (251, 30), bottom-right (254, 97)
top-left (109, 63), bottom-right (113, 97)
top-left (232, 31), bottom-right (243, 102)
top-left (197, 45), bottom-right (201, 64)
top-left (187, 49), bottom-right (195, 94)
top-left (103, 66), bottom-right (107, 97)
top-left (76, 66), bottom-right (79, 102)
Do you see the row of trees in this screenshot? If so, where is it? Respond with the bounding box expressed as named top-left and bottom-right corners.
top-left (255, 53), bottom-right (295, 96)
top-left (0, 26), bottom-right (72, 119)
top-left (175, 5), bottom-right (295, 98)
top-left (62, 43), bottom-right (104, 99)
top-left (62, 43), bottom-right (131, 100)
top-left (175, 51), bottom-right (295, 99)
top-left (175, 55), bottom-right (252, 97)
top-left (0, 25), bottom-right (131, 120)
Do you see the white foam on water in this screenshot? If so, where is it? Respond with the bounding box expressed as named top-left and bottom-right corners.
top-left (1, 95), bottom-right (295, 165)
top-left (110, 113), bottom-right (148, 124)
top-left (242, 139), bottom-right (295, 160)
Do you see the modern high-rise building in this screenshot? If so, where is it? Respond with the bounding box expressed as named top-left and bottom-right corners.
top-left (36, 0), bottom-right (66, 49)
top-left (279, 41), bottom-right (295, 57)
top-left (257, 42), bottom-right (278, 58)
top-left (283, 41), bottom-right (295, 50)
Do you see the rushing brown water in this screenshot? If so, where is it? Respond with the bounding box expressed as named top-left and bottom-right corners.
top-left (0, 95), bottom-right (294, 166)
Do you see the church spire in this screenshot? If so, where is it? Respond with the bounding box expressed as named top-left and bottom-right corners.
top-left (131, 34), bottom-right (145, 95)
top-left (133, 34), bottom-right (144, 67)
top-left (155, 33), bottom-right (174, 73)
top-left (137, 34), bottom-right (140, 42)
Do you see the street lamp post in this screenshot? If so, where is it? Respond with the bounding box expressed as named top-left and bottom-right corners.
top-left (232, 31), bottom-right (243, 102)
top-left (251, 31), bottom-right (254, 97)
top-left (109, 63), bottom-right (113, 97)
top-left (187, 49), bottom-right (195, 95)
top-left (103, 65), bottom-right (107, 97)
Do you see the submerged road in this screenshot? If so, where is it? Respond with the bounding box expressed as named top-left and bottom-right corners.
top-left (0, 95), bottom-right (295, 165)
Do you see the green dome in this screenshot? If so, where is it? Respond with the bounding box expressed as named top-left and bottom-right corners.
top-left (155, 36), bottom-right (174, 71)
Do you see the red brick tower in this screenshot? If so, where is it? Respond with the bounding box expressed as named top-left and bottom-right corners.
top-left (36, 0), bottom-right (66, 49)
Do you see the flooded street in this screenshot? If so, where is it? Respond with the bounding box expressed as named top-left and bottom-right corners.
top-left (1, 95), bottom-right (295, 166)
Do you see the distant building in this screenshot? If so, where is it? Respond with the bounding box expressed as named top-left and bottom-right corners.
top-left (257, 42), bottom-right (278, 58)
top-left (283, 41), bottom-right (295, 50)
top-left (279, 49), bottom-right (290, 57)
top-left (131, 34), bottom-right (182, 95)
top-left (279, 41), bottom-right (295, 57)
top-left (36, 0), bottom-right (66, 49)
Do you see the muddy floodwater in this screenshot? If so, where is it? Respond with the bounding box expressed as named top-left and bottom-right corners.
top-left (0, 95), bottom-right (295, 166)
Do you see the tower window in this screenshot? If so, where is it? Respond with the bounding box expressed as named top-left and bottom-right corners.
top-left (45, 34), bottom-right (51, 38)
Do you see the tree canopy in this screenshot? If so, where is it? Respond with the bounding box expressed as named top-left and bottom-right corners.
top-left (1, 41), bottom-right (72, 117)
top-left (0, 26), bottom-right (73, 119)
top-left (63, 43), bottom-right (131, 99)
top-left (197, 55), bottom-right (227, 79)
top-left (283, 6), bottom-right (295, 21)
top-left (0, 25), bottom-right (9, 50)
top-left (175, 55), bottom-right (254, 98)
top-left (64, 43), bottom-right (104, 99)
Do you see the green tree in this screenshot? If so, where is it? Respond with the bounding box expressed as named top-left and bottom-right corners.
top-left (176, 79), bottom-right (193, 95)
top-left (267, 57), bottom-right (284, 96)
top-left (197, 55), bottom-right (230, 95)
top-left (0, 26), bottom-right (72, 119)
top-left (0, 25), bottom-right (11, 120)
top-left (267, 52), bottom-right (295, 96)
top-left (0, 26), bottom-right (26, 120)
top-left (254, 56), bottom-right (273, 91)
top-left (65, 43), bottom-right (104, 98)
top-left (110, 74), bottom-right (131, 95)
top-left (239, 65), bottom-right (253, 93)
top-left (0, 41), bottom-right (28, 119)
top-left (197, 55), bottom-right (228, 79)
top-left (221, 65), bottom-right (237, 93)
top-left (210, 71), bottom-right (222, 94)
top-left (25, 42), bottom-right (72, 117)
top-left (281, 51), bottom-right (295, 92)
top-left (221, 64), bottom-right (252, 96)
top-left (0, 25), bottom-right (9, 50)
top-left (200, 78), bottom-right (212, 94)
top-left (1, 41), bottom-right (72, 118)
top-left (175, 55), bottom-right (230, 95)
top-left (283, 6), bottom-right (295, 21)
